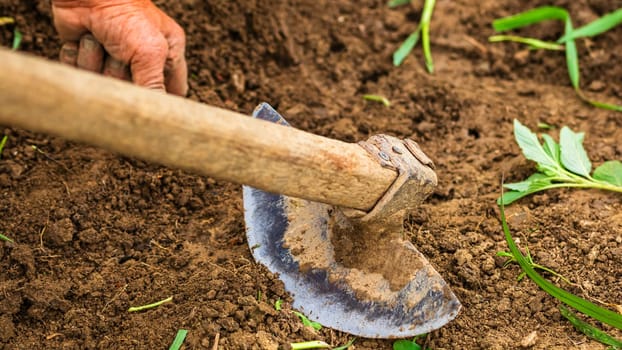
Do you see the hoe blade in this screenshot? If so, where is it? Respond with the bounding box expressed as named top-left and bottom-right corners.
top-left (243, 103), bottom-right (460, 338)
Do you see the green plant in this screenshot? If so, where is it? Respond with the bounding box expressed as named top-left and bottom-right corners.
top-left (393, 334), bottom-right (428, 350)
top-left (12, 28), bottom-right (21, 50)
top-left (498, 193), bottom-right (622, 330)
top-left (363, 94), bottom-right (391, 107)
top-left (499, 119), bottom-right (622, 205)
top-left (127, 296), bottom-right (173, 312)
top-left (497, 249), bottom-right (572, 285)
top-left (0, 233), bottom-right (13, 243)
top-left (293, 311), bottom-right (322, 331)
top-left (490, 6), bottom-right (622, 111)
top-left (168, 329), bottom-right (188, 350)
top-left (274, 298), bottom-right (283, 311)
top-left (0, 135), bottom-right (7, 158)
top-left (391, 0), bottom-right (436, 72)
top-left (560, 305), bottom-right (622, 349)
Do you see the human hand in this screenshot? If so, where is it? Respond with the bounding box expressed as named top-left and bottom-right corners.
top-left (52, 0), bottom-right (187, 96)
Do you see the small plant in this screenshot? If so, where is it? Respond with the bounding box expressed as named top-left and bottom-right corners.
top-left (560, 305), bottom-right (622, 349)
top-left (127, 295), bottom-right (173, 312)
top-left (490, 6), bottom-right (622, 111)
top-left (293, 311), bottom-right (322, 331)
top-left (290, 338), bottom-right (356, 350)
top-left (0, 233), bottom-right (14, 243)
top-left (499, 119), bottom-right (622, 205)
top-left (0, 135), bottom-right (7, 158)
top-left (168, 329), bottom-right (188, 350)
top-left (393, 334), bottom-right (428, 350)
top-left (498, 194), bottom-right (622, 332)
top-left (274, 298), bottom-right (283, 311)
top-left (497, 249), bottom-right (572, 285)
top-left (363, 94), bottom-right (391, 107)
top-left (391, 0), bottom-right (437, 72)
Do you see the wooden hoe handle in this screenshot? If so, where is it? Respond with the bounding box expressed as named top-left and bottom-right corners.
top-left (0, 48), bottom-right (397, 211)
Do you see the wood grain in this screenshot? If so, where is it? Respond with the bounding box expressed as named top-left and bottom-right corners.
top-left (0, 48), bottom-right (397, 210)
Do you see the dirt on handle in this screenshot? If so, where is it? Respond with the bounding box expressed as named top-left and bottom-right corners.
top-left (1, 0), bottom-right (622, 349)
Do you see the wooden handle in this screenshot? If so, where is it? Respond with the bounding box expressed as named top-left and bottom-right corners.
top-left (0, 48), bottom-right (396, 211)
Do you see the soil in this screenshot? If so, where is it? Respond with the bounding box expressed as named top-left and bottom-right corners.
top-left (1, 0), bottom-right (621, 349)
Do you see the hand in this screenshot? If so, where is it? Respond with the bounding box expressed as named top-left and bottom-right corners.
top-left (52, 0), bottom-right (187, 96)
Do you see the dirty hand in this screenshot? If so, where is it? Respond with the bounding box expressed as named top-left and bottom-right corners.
top-left (51, 0), bottom-right (187, 96)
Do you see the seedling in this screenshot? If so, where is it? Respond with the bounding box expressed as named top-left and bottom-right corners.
top-left (363, 94), bottom-right (391, 107)
top-left (560, 305), bottom-right (622, 349)
top-left (0, 233), bottom-right (13, 243)
top-left (293, 311), bottom-right (322, 331)
top-left (391, 0), bottom-right (436, 72)
top-left (274, 298), bottom-right (283, 311)
top-left (127, 295), bottom-right (173, 312)
top-left (498, 119), bottom-right (622, 205)
top-left (497, 249), bottom-right (572, 285)
top-left (393, 334), bottom-right (428, 350)
top-left (0, 135), bottom-right (7, 158)
top-left (498, 193), bottom-right (622, 330)
top-left (168, 329), bottom-right (188, 350)
top-left (12, 28), bottom-right (21, 51)
top-left (490, 6), bottom-right (622, 111)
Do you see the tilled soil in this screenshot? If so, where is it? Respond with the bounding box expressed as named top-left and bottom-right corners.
top-left (1, 0), bottom-right (621, 349)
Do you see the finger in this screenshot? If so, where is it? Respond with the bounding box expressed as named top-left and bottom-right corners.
top-left (77, 34), bottom-right (104, 72)
top-left (129, 32), bottom-right (168, 92)
top-left (103, 56), bottom-right (131, 81)
top-left (162, 20), bottom-right (188, 96)
top-left (59, 41), bottom-right (78, 66)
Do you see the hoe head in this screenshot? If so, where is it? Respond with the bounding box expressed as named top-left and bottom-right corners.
top-left (243, 103), bottom-right (460, 338)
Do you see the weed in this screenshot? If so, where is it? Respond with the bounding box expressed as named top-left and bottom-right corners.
top-left (393, 334), bottom-right (427, 349)
top-left (497, 249), bottom-right (572, 285)
top-left (391, 0), bottom-right (436, 73)
top-left (168, 329), bottom-right (188, 350)
top-left (363, 94), bottom-right (391, 107)
top-left (491, 6), bottom-right (622, 111)
top-left (293, 311), bottom-right (322, 331)
top-left (0, 135), bottom-right (7, 158)
top-left (274, 298), bottom-right (283, 311)
top-left (560, 305), bottom-right (622, 349)
top-left (127, 296), bottom-right (173, 312)
top-left (499, 119), bottom-right (622, 205)
top-left (498, 192), bottom-right (622, 330)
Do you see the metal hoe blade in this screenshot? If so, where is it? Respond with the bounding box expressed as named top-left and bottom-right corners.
top-left (243, 103), bottom-right (460, 338)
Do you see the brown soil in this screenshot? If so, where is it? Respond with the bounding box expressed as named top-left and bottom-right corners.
top-left (1, 0), bottom-right (621, 349)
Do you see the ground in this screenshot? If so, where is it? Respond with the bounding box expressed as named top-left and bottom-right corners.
top-left (1, 0), bottom-right (621, 349)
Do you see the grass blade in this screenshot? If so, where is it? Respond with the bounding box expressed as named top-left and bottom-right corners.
top-left (420, 0), bottom-right (436, 73)
top-left (563, 20), bottom-right (580, 89)
top-left (558, 8), bottom-right (622, 42)
top-left (488, 35), bottom-right (564, 50)
top-left (332, 338), bottom-right (357, 350)
top-left (128, 296), bottom-right (173, 312)
top-left (388, 0), bottom-right (411, 8)
top-left (499, 192), bottom-right (622, 330)
top-left (0, 135), bottom-right (8, 158)
top-left (0, 233), bottom-right (14, 243)
top-left (363, 94), bottom-right (391, 107)
top-left (290, 341), bottom-right (330, 350)
top-left (168, 329), bottom-right (188, 350)
top-left (12, 28), bottom-right (22, 51)
top-left (493, 6), bottom-right (569, 31)
top-left (393, 27), bottom-right (421, 66)
top-left (560, 305), bottom-right (622, 349)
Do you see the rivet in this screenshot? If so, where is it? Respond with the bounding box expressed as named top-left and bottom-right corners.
top-left (392, 145), bottom-right (403, 154)
top-left (378, 151), bottom-right (390, 161)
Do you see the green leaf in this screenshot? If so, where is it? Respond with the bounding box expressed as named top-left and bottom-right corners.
top-left (393, 339), bottom-right (422, 350)
top-left (12, 28), bottom-right (22, 51)
top-left (560, 305), bottom-right (622, 349)
top-left (541, 134), bottom-right (560, 163)
top-left (563, 20), bottom-right (580, 89)
top-left (493, 6), bottom-right (569, 32)
top-left (0, 233), bottom-right (14, 243)
top-left (488, 35), bottom-right (565, 50)
top-left (388, 0), bottom-right (411, 8)
top-left (558, 8), bottom-right (622, 42)
top-left (513, 119), bottom-right (558, 168)
top-left (168, 329), bottom-right (188, 350)
top-left (593, 160), bottom-right (622, 187)
top-left (0, 135), bottom-right (7, 159)
top-left (499, 195), bottom-right (622, 331)
top-left (503, 173), bottom-right (551, 192)
top-left (393, 28), bottom-right (421, 66)
top-left (293, 311), bottom-right (322, 331)
top-left (274, 298), bottom-right (283, 311)
top-left (559, 126), bottom-right (592, 177)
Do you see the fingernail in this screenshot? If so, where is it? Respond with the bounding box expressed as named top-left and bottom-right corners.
top-left (61, 47), bottom-right (77, 58)
top-left (81, 36), bottom-right (99, 50)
